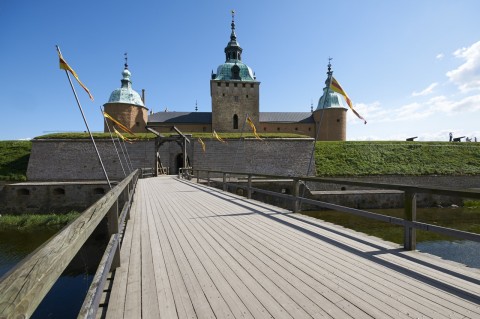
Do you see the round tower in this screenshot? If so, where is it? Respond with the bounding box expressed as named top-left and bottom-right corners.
top-left (210, 11), bottom-right (260, 132)
top-left (103, 57), bottom-right (148, 133)
top-left (313, 62), bottom-right (347, 141)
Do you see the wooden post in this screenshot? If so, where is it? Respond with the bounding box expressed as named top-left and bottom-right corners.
top-left (107, 200), bottom-right (121, 269)
top-left (404, 191), bottom-right (417, 250)
top-left (223, 173), bottom-right (227, 191)
top-left (293, 179), bottom-right (301, 213)
top-left (247, 174), bottom-right (252, 199)
top-left (196, 170), bottom-right (199, 183)
top-left (207, 171), bottom-right (210, 186)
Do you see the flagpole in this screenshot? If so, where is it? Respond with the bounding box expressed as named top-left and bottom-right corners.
top-left (56, 46), bottom-right (112, 189)
top-left (101, 107), bottom-right (126, 177)
top-left (116, 129), bottom-right (132, 173)
top-left (120, 137), bottom-right (134, 172)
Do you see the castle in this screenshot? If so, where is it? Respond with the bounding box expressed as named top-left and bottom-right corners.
top-left (104, 12), bottom-right (349, 141)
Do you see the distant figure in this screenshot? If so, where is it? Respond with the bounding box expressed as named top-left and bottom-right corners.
top-left (449, 132), bottom-right (453, 142)
top-left (466, 137), bottom-right (471, 142)
top-left (475, 137), bottom-right (478, 142)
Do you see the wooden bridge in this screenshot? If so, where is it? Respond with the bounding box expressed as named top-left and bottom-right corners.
top-left (1, 171), bottom-right (480, 318)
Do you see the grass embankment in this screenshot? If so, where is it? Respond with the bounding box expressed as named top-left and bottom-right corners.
top-left (0, 141), bottom-right (31, 181)
top-left (315, 141), bottom-right (480, 176)
top-left (0, 212), bottom-right (80, 231)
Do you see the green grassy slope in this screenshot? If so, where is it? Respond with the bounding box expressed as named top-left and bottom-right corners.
top-left (315, 141), bottom-right (480, 176)
top-left (0, 141), bottom-right (31, 181)
top-left (2, 139), bottom-right (480, 180)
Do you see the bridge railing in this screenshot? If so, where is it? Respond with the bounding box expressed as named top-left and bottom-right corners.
top-left (0, 169), bottom-right (140, 319)
top-left (185, 169), bottom-right (480, 251)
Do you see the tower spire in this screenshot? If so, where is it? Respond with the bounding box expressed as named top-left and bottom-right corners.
top-left (124, 52), bottom-right (128, 70)
top-left (225, 10), bottom-right (243, 62)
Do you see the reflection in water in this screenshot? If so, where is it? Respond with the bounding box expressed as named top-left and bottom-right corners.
top-left (0, 226), bottom-right (107, 318)
top-left (417, 240), bottom-right (480, 269)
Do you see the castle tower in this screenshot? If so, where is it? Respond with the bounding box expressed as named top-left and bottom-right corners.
top-left (211, 11), bottom-right (260, 132)
top-left (103, 56), bottom-right (148, 133)
top-left (313, 62), bottom-right (347, 141)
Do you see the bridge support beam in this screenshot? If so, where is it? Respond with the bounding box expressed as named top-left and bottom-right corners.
top-left (404, 191), bottom-right (417, 251)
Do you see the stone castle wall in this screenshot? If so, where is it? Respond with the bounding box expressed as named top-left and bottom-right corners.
top-left (27, 139), bottom-right (156, 181)
top-left (26, 138), bottom-right (315, 181)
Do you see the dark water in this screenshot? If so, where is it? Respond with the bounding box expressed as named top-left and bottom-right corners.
top-left (0, 228), bottom-right (106, 318)
top-left (301, 206), bottom-right (480, 269)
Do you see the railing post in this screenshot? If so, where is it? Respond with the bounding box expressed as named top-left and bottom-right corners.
top-left (293, 178), bottom-right (301, 213)
top-left (223, 173), bottom-right (227, 191)
top-left (196, 170), bottom-right (199, 183)
top-left (404, 191), bottom-right (417, 251)
top-left (207, 171), bottom-right (210, 186)
top-left (247, 174), bottom-right (252, 199)
top-left (107, 200), bottom-right (121, 269)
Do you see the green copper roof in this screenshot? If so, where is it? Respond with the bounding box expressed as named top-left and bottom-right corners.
top-left (212, 11), bottom-right (256, 82)
top-left (316, 62), bottom-right (347, 110)
top-left (316, 89), bottom-right (347, 110)
top-left (106, 66), bottom-right (145, 108)
top-left (213, 60), bottom-right (255, 81)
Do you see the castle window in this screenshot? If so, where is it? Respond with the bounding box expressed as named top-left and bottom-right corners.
top-left (233, 114), bottom-right (239, 129)
top-left (242, 83), bottom-right (246, 88)
top-left (222, 93), bottom-right (225, 97)
top-left (17, 188), bottom-right (30, 196)
top-left (226, 83), bottom-right (229, 87)
top-left (93, 188), bottom-right (105, 195)
top-left (203, 127), bottom-right (206, 132)
top-left (264, 127), bottom-right (267, 131)
top-left (217, 82), bottom-right (221, 87)
top-left (234, 96), bottom-right (239, 102)
top-left (136, 122), bottom-right (139, 126)
top-left (246, 95), bottom-right (249, 98)
top-left (250, 84), bottom-right (254, 88)
top-left (277, 127), bottom-right (280, 131)
top-left (234, 83), bottom-right (237, 87)
top-left (53, 188), bottom-right (65, 195)
top-left (295, 127), bottom-right (298, 131)
top-left (308, 127), bottom-right (311, 131)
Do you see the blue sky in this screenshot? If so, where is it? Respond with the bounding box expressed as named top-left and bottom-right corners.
top-left (1, 0), bottom-right (479, 141)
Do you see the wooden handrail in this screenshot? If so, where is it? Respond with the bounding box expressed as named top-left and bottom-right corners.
top-left (187, 169), bottom-right (480, 250)
top-left (0, 169), bottom-right (139, 319)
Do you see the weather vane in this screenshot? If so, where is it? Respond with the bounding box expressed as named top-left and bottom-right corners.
top-left (124, 52), bottom-right (128, 68)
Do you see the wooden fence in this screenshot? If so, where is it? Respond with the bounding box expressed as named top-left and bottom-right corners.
top-left (188, 169), bottom-right (480, 251)
top-left (0, 170), bottom-right (140, 319)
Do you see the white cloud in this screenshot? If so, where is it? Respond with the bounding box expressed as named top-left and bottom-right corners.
top-left (411, 82), bottom-right (438, 97)
top-left (436, 53), bottom-right (445, 60)
top-left (446, 40), bottom-right (480, 92)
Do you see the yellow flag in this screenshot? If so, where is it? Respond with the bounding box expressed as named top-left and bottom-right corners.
top-left (213, 130), bottom-right (227, 143)
top-left (57, 50), bottom-right (94, 101)
top-left (246, 116), bottom-right (263, 140)
top-left (114, 127), bottom-right (133, 143)
top-left (198, 137), bottom-right (206, 152)
top-left (103, 111), bottom-right (136, 135)
top-left (330, 76), bottom-right (366, 124)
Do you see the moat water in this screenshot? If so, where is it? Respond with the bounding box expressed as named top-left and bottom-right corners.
top-left (1, 207), bottom-right (479, 318)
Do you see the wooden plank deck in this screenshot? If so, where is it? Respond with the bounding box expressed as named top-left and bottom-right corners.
top-left (105, 176), bottom-right (480, 319)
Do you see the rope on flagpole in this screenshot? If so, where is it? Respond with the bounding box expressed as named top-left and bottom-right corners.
top-left (56, 45), bottom-right (112, 189)
top-left (101, 107), bottom-right (127, 177)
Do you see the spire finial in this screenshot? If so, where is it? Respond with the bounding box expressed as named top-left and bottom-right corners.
top-left (195, 100), bottom-right (198, 112)
top-left (327, 57), bottom-right (332, 74)
top-left (124, 52), bottom-right (128, 69)
top-left (230, 9), bottom-right (237, 41)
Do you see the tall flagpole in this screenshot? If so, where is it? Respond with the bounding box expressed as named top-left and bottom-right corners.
top-left (101, 107), bottom-right (127, 177)
top-left (56, 45), bottom-right (112, 189)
